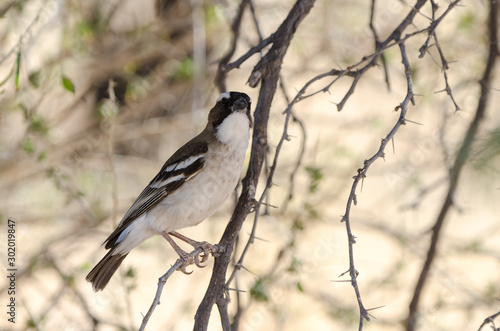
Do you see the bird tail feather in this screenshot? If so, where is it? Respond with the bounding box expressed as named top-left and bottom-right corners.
top-left (86, 249), bottom-right (128, 291)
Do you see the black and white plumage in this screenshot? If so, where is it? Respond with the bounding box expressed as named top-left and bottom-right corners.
top-left (86, 91), bottom-right (252, 291)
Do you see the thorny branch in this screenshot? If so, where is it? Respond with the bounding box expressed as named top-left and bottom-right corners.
top-left (406, 0), bottom-right (498, 329)
top-left (338, 36), bottom-right (417, 330)
top-left (194, 1), bottom-right (316, 330)
top-left (204, 0), bottom-right (463, 329)
top-left (369, 0), bottom-right (391, 90)
top-left (139, 0), bottom-right (468, 329)
top-left (421, 0), bottom-right (462, 111)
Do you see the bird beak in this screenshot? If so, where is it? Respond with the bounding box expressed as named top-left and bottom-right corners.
top-left (232, 97), bottom-right (249, 112)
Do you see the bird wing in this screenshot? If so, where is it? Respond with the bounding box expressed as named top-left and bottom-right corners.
top-left (103, 138), bottom-right (209, 249)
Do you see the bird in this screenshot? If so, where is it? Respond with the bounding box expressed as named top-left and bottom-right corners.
top-left (86, 91), bottom-right (252, 291)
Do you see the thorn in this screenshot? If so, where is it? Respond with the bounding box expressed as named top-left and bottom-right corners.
top-left (233, 263), bottom-right (258, 276)
top-left (258, 201), bottom-right (278, 209)
top-left (391, 137), bottom-right (395, 155)
top-left (330, 279), bottom-right (352, 283)
top-left (251, 235), bottom-right (271, 243)
top-left (227, 287), bottom-right (247, 293)
top-left (405, 118), bottom-right (424, 126)
top-left (434, 88), bottom-right (447, 94)
top-left (339, 269), bottom-right (350, 277)
top-left (366, 305), bottom-right (385, 312)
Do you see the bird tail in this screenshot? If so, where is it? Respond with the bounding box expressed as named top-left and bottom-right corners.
top-left (86, 249), bottom-right (128, 291)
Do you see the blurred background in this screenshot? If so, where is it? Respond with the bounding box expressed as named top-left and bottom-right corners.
top-left (0, 0), bottom-right (499, 330)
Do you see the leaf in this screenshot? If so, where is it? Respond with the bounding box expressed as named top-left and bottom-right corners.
top-left (305, 165), bottom-right (323, 193)
top-left (296, 281), bottom-right (304, 292)
top-left (22, 137), bottom-right (35, 155)
top-left (125, 266), bottom-right (136, 278)
top-left (61, 75), bottom-right (75, 93)
top-left (29, 115), bottom-right (49, 135)
top-left (287, 256), bottom-right (303, 274)
top-left (173, 58), bottom-right (194, 81)
top-left (28, 71), bottom-right (41, 88)
top-left (15, 50), bottom-right (21, 90)
top-left (250, 278), bottom-right (269, 302)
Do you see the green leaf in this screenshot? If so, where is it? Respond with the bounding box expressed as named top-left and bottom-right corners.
top-left (250, 278), bottom-right (269, 302)
top-left (287, 256), bottom-right (303, 274)
top-left (458, 11), bottom-right (475, 30)
top-left (28, 115), bottom-right (49, 135)
top-left (28, 71), bottom-right (41, 88)
top-left (296, 281), bottom-right (304, 292)
top-left (293, 218), bottom-right (305, 231)
top-left (173, 58), bottom-right (194, 81)
top-left (305, 165), bottom-right (323, 193)
top-left (125, 266), bottom-right (136, 278)
top-left (61, 75), bottom-right (75, 93)
top-left (15, 50), bottom-right (21, 90)
top-left (22, 137), bottom-right (35, 155)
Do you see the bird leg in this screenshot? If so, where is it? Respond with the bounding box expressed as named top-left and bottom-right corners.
top-left (160, 231), bottom-right (210, 274)
top-left (168, 231), bottom-right (214, 263)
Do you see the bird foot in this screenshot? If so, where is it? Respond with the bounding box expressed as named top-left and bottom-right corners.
top-left (161, 231), bottom-right (223, 274)
top-left (177, 243), bottom-right (218, 274)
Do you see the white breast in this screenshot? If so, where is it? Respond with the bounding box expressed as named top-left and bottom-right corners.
top-left (215, 111), bottom-right (250, 150)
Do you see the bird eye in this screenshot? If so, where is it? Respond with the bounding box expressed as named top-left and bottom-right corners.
top-left (221, 98), bottom-right (229, 106)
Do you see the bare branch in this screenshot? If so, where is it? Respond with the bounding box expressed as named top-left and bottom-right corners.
top-left (194, 1), bottom-right (316, 329)
top-left (338, 11), bottom-right (419, 330)
top-left (406, 0), bottom-right (498, 329)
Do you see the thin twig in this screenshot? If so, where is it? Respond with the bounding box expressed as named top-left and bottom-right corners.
top-left (279, 79), bottom-right (307, 212)
top-left (478, 308), bottom-right (500, 331)
top-left (139, 259), bottom-right (183, 331)
top-left (215, 0), bottom-right (249, 92)
top-left (140, 246), bottom-right (209, 331)
top-left (223, 34), bottom-right (275, 73)
top-left (418, 0), bottom-right (462, 58)
top-left (369, 0), bottom-right (391, 91)
top-left (406, 0), bottom-right (498, 329)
